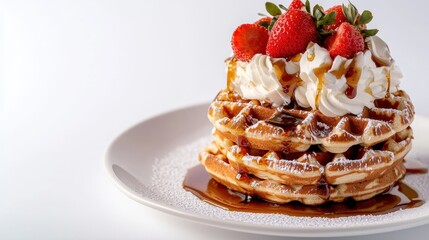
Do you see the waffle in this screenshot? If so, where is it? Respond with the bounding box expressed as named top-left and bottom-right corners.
top-left (209, 89), bottom-right (414, 154)
top-left (199, 140), bottom-right (407, 205)
top-left (213, 127), bottom-right (412, 185)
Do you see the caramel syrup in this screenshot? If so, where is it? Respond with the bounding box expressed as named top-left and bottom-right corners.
top-left (386, 70), bottom-right (391, 98)
top-left (267, 112), bottom-right (302, 130)
top-left (226, 58), bottom-right (237, 91)
top-left (290, 53), bottom-right (302, 62)
top-left (344, 65), bottom-right (362, 99)
top-left (307, 53), bottom-right (315, 61)
top-left (330, 60), bottom-right (349, 79)
top-left (183, 164), bottom-right (425, 218)
top-left (272, 60), bottom-right (302, 96)
top-left (314, 65), bottom-right (330, 109)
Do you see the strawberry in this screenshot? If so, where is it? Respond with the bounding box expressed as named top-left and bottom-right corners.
top-left (254, 16), bottom-right (272, 25)
top-left (288, 0), bottom-right (304, 11)
top-left (266, 10), bottom-right (318, 58)
top-left (323, 5), bottom-right (346, 31)
top-left (324, 22), bottom-right (364, 59)
top-left (231, 24), bottom-right (269, 62)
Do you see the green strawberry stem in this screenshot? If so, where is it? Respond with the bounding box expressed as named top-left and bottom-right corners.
top-left (341, 1), bottom-right (378, 36)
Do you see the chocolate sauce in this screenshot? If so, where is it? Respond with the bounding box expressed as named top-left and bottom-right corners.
top-left (183, 165), bottom-right (424, 218)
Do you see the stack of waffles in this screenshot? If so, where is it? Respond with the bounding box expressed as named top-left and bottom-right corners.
top-left (200, 90), bottom-right (413, 205)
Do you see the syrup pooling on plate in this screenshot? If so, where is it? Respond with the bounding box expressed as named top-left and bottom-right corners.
top-left (405, 159), bottom-right (429, 174)
top-left (183, 164), bottom-right (424, 217)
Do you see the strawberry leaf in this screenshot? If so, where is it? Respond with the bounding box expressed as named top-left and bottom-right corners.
top-left (279, 4), bottom-right (288, 11)
top-left (319, 29), bottom-right (334, 36)
top-left (343, 4), bottom-right (353, 24)
top-left (358, 10), bottom-right (373, 25)
top-left (317, 11), bottom-right (337, 28)
top-left (361, 29), bottom-right (379, 37)
top-left (324, 12), bottom-right (337, 25)
top-left (305, 0), bottom-right (311, 14)
top-left (343, 2), bottom-right (359, 25)
top-left (265, 2), bottom-right (282, 16)
top-left (313, 4), bottom-right (325, 21)
top-left (348, 1), bottom-right (359, 23)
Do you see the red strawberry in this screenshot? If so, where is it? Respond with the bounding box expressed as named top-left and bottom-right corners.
top-left (324, 22), bottom-right (364, 59)
top-left (231, 24), bottom-right (269, 62)
top-left (288, 0), bottom-right (304, 10)
top-left (323, 5), bottom-right (347, 31)
top-left (254, 16), bottom-right (272, 25)
top-left (266, 10), bottom-right (318, 58)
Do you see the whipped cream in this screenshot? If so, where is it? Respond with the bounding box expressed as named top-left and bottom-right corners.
top-left (228, 37), bottom-right (402, 117)
top-left (295, 42), bottom-right (402, 117)
top-left (366, 36), bottom-right (393, 66)
top-left (366, 35), bottom-right (402, 93)
top-left (229, 54), bottom-right (299, 107)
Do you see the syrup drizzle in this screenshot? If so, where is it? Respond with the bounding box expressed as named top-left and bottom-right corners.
top-left (290, 53), bottom-right (302, 62)
top-left (183, 161), bottom-right (426, 217)
top-left (307, 53), bottom-right (315, 61)
top-left (314, 65), bottom-right (330, 109)
top-left (272, 60), bottom-right (302, 96)
top-left (267, 112), bottom-right (302, 129)
top-left (226, 58), bottom-right (238, 91)
top-left (344, 64), bottom-right (362, 99)
top-left (386, 70), bottom-right (391, 98)
top-left (330, 61), bottom-right (349, 79)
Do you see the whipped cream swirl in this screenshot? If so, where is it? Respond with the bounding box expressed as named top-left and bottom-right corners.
top-left (295, 41), bottom-right (402, 117)
top-left (229, 54), bottom-right (299, 107)
top-left (366, 36), bottom-right (393, 66)
top-left (228, 36), bottom-right (402, 117)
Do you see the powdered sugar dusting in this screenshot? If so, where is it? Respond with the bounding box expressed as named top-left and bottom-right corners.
top-left (150, 135), bottom-right (429, 228)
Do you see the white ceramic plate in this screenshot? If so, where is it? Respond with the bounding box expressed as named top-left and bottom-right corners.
top-left (105, 103), bottom-right (429, 237)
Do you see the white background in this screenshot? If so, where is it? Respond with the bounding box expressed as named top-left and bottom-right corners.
top-left (2, 0), bottom-right (429, 239)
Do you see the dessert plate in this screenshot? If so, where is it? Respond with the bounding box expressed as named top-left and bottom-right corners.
top-left (104, 103), bottom-right (429, 237)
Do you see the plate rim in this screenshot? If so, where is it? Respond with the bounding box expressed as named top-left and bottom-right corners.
top-left (104, 103), bottom-right (429, 237)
